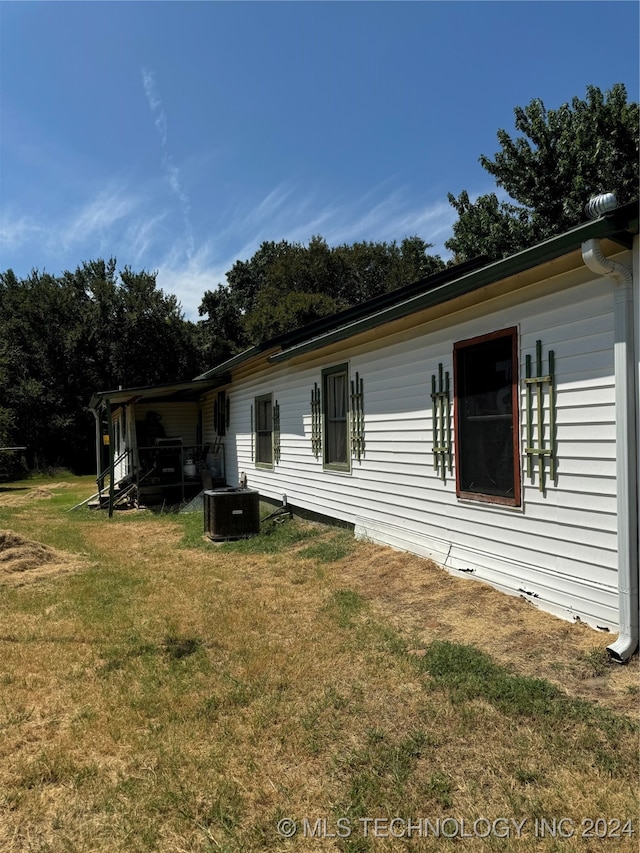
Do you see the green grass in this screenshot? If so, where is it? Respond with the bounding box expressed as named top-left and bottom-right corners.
top-left (417, 640), bottom-right (634, 730)
top-left (417, 640), bottom-right (561, 715)
top-left (327, 588), bottom-right (367, 628)
top-left (0, 475), bottom-right (638, 853)
top-left (175, 500), bottom-right (321, 553)
top-left (298, 531), bottom-right (355, 563)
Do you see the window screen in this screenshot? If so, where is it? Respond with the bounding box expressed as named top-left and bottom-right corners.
top-left (454, 329), bottom-right (520, 505)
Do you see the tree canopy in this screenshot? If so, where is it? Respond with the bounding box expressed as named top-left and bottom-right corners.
top-left (446, 83), bottom-right (639, 261)
top-left (0, 261), bottom-right (202, 473)
top-left (198, 235), bottom-right (445, 361)
top-left (2, 83), bottom-right (637, 475)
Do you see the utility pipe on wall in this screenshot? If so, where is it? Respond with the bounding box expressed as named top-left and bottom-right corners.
top-left (581, 224), bottom-right (638, 662)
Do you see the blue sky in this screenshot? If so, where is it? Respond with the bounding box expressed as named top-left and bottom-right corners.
top-left (1, 1), bottom-right (638, 319)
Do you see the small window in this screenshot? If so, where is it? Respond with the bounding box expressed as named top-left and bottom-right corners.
top-left (214, 390), bottom-right (228, 436)
top-left (454, 328), bottom-right (520, 505)
top-left (323, 364), bottom-right (350, 471)
top-left (255, 394), bottom-right (273, 468)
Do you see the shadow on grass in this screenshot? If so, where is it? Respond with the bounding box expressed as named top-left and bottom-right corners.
top-left (413, 640), bottom-right (636, 742)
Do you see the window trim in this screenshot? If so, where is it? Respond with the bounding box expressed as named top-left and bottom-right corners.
top-left (453, 327), bottom-right (521, 507)
top-left (254, 393), bottom-right (274, 469)
top-left (322, 362), bottom-right (351, 473)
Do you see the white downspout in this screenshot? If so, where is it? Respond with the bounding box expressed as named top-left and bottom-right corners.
top-left (581, 233), bottom-right (638, 662)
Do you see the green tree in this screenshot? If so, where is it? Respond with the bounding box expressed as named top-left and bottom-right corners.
top-left (199, 235), bottom-right (444, 349)
top-left (0, 260), bottom-right (203, 473)
top-left (224, 240), bottom-right (293, 311)
top-left (110, 266), bottom-right (201, 387)
top-left (244, 288), bottom-right (342, 343)
top-left (445, 191), bottom-right (534, 262)
top-left (0, 342), bottom-right (13, 449)
top-left (0, 267), bottom-right (85, 468)
top-left (447, 84), bottom-right (639, 260)
top-left (197, 284), bottom-right (248, 366)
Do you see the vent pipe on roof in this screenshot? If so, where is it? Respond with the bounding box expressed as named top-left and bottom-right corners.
top-left (584, 191), bottom-right (618, 220)
top-left (581, 195), bottom-right (638, 663)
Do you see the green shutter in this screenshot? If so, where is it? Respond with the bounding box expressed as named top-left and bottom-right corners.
top-left (431, 363), bottom-right (452, 481)
top-left (214, 391), bottom-right (227, 436)
top-left (250, 404), bottom-right (254, 461)
top-left (273, 400), bottom-right (281, 464)
top-left (524, 340), bottom-right (556, 493)
top-left (310, 382), bottom-right (322, 459)
top-left (350, 371), bottom-right (365, 462)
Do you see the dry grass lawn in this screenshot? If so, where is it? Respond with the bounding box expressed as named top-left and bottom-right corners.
top-left (0, 529), bottom-right (88, 587)
top-left (339, 543), bottom-right (640, 719)
top-left (0, 477), bottom-right (638, 852)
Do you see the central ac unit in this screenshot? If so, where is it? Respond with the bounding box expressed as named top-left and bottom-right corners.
top-left (204, 489), bottom-right (260, 541)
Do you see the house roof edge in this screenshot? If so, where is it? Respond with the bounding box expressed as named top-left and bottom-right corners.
top-left (268, 201), bottom-right (638, 365)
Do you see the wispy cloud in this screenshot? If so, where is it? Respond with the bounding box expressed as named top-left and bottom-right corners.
top-left (59, 183), bottom-right (139, 253)
top-left (215, 181), bottom-right (457, 264)
top-left (127, 211), bottom-right (170, 263)
top-left (156, 240), bottom-right (229, 318)
top-left (1, 171), bottom-right (462, 322)
top-left (0, 215), bottom-right (43, 254)
top-left (1, 181), bottom-right (170, 277)
top-left (141, 69), bottom-right (167, 146)
top-left (154, 183), bottom-right (461, 321)
top-left (319, 186), bottom-right (457, 253)
top-left (1, 184), bottom-right (142, 266)
top-left (141, 67), bottom-right (194, 260)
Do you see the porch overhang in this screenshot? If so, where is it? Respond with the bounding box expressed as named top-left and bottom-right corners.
top-left (89, 376), bottom-right (229, 412)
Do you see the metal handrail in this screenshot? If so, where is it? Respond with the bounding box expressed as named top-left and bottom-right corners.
top-left (96, 442), bottom-right (225, 513)
top-left (96, 448), bottom-right (130, 487)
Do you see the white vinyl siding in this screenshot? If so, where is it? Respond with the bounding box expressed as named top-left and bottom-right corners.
top-left (135, 403), bottom-right (199, 447)
top-left (112, 410), bottom-right (127, 483)
top-left (222, 270), bottom-right (620, 631)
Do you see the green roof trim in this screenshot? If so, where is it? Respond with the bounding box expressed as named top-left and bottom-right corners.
top-left (195, 345), bottom-right (264, 381)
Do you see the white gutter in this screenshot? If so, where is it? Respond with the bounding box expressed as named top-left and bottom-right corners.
top-left (581, 227), bottom-right (638, 662)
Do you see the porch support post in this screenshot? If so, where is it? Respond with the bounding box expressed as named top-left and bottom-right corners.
top-left (106, 398), bottom-right (115, 518)
top-left (93, 406), bottom-right (104, 491)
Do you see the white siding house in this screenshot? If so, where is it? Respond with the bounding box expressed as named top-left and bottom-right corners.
top-left (91, 199), bottom-right (639, 661)
top-left (225, 275), bottom-right (618, 619)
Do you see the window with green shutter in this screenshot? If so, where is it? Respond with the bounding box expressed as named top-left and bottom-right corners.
top-left (322, 364), bottom-right (350, 471)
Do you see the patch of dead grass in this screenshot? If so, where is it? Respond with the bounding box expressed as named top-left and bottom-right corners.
top-left (0, 481), bottom-right (73, 507)
top-left (335, 542), bottom-right (640, 718)
top-left (0, 529), bottom-right (86, 586)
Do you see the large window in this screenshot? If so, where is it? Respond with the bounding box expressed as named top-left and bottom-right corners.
top-left (255, 394), bottom-right (273, 468)
top-left (323, 363), bottom-right (350, 471)
top-left (454, 328), bottom-right (520, 505)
